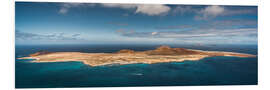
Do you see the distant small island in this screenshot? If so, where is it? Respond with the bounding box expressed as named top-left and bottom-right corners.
top-left (18, 46), bottom-right (256, 66)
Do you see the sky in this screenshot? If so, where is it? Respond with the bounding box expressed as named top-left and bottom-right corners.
top-left (15, 2), bottom-right (258, 45)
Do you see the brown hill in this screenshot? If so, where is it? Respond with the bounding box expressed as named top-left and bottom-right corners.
top-left (29, 50), bottom-right (53, 57)
top-left (117, 49), bottom-right (135, 54)
top-left (145, 45), bottom-right (200, 55)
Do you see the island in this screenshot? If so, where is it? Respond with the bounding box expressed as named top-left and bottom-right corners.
top-left (18, 46), bottom-right (256, 66)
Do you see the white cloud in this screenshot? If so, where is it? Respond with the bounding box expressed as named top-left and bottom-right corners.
top-left (101, 3), bottom-right (171, 16)
top-left (171, 5), bottom-right (256, 20)
top-left (172, 6), bottom-right (199, 15)
top-left (59, 3), bottom-right (95, 14)
top-left (59, 3), bottom-right (82, 14)
top-left (203, 5), bottom-right (225, 16)
top-left (59, 8), bottom-right (69, 14)
top-left (135, 4), bottom-right (171, 16)
top-left (101, 3), bottom-right (137, 9)
top-left (195, 5), bottom-right (225, 20)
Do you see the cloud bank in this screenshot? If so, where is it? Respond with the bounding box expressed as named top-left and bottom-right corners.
top-left (115, 28), bottom-right (257, 45)
top-left (16, 30), bottom-right (83, 41)
top-left (58, 3), bottom-right (256, 19)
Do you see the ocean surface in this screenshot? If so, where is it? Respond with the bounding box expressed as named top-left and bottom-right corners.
top-left (15, 44), bottom-right (258, 88)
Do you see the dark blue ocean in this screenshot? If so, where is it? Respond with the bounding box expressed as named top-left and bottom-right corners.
top-left (15, 44), bottom-right (258, 88)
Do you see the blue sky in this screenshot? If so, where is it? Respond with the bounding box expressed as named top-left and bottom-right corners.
top-left (15, 2), bottom-right (257, 45)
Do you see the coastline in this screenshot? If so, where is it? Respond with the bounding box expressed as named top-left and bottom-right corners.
top-left (17, 46), bottom-right (256, 67)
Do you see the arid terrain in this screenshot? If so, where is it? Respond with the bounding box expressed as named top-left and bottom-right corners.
top-left (18, 46), bottom-right (256, 66)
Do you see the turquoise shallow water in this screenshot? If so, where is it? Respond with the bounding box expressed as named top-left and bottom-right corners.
top-left (15, 45), bottom-right (257, 88)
